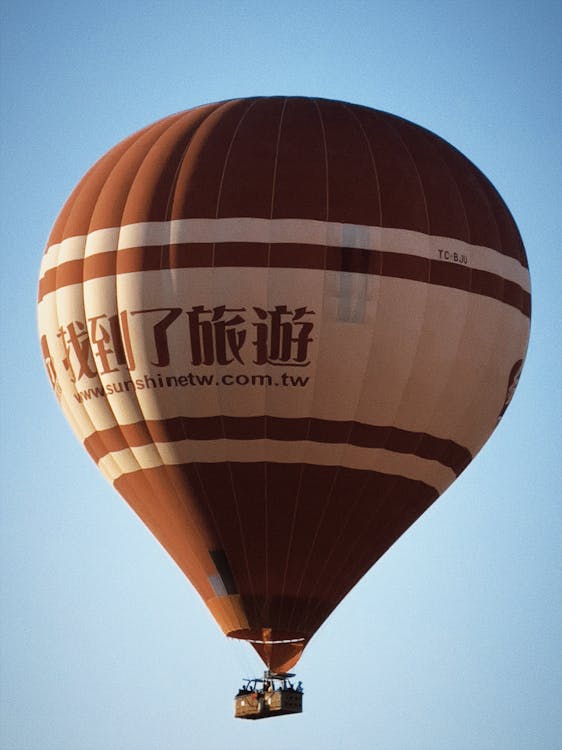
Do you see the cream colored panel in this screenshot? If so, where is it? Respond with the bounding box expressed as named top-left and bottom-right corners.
top-left (261, 267), bottom-right (323, 465)
top-left (54, 282), bottom-right (122, 433)
top-left (352, 277), bottom-right (430, 426)
top-left (49, 244), bottom-right (143, 480)
top-left (392, 281), bottom-right (471, 432)
top-left (447, 297), bottom-right (530, 454)
top-left (113, 268), bottom-right (223, 421)
top-left (410, 289), bottom-right (529, 449)
top-left (81, 275), bottom-right (163, 472)
top-left (38, 283), bottom-right (126, 484)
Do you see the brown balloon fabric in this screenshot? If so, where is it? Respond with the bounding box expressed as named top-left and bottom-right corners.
top-left (38, 97), bottom-right (530, 673)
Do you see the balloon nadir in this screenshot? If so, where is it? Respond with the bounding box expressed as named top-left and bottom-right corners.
top-left (234, 671), bottom-right (303, 720)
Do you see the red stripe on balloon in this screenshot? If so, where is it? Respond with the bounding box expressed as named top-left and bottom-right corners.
top-left (83, 415), bottom-right (472, 476)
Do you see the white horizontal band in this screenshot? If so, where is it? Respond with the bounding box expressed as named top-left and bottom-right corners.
top-left (40, 218), bottom-right (530, 292)
top-left (245, 637), bottom-right (306, 644)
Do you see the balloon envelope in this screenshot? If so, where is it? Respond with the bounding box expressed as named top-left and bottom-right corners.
top-left (38, 97), bottom-right (530, 672)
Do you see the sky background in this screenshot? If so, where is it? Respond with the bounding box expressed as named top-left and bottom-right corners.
top-left (1, 2), bottom-right (560, 749)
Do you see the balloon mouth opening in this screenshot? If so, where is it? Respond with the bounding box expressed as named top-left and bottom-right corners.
top-left (228, 628), bottom-right (308, 645)
top-left (247, 637), bottom-right (306, 645)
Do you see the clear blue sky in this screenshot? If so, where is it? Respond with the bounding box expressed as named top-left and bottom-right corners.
top-left (1, 2), bottom-right (560, 749)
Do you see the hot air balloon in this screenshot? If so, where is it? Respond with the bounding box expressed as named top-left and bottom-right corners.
top-left (37, 97), bottom-right (530, 719)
